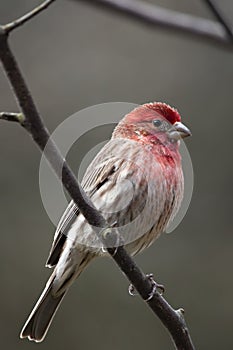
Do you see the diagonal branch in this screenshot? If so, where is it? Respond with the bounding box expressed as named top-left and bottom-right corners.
top-left (0, 112), bottom-right (25, 123)
top-left (76, 0), bottom-right (233, 48)
top-left (204, 0), bottom-right (233, 40)
top-left (0, 32), bottom-right (105, 229)
top-left (2, 0), bottom-right (56, 34)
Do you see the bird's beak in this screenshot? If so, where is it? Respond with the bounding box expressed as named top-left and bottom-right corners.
top-left (174, 121), bottom-right (191, 138)
top-left (167, 121), bottom-right (191, 141)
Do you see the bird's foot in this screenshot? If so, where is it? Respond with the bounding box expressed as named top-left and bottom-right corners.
top-left (128, 273), bottom-right (165, 301)
top-left (145, 273), bottom-right (165, 301)
top-left (128, 283), bottom-right (137, 296)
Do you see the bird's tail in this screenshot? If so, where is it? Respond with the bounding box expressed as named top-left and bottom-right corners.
top-left (20, 275), bottom-right (66, 343)
top-left (20, 251), bottom-right (94, 342)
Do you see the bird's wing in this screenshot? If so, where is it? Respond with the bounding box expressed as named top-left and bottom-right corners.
top-left (45, 200), bottom-right (79, 267)
top-left (46, 140), bottom-right (123, 267)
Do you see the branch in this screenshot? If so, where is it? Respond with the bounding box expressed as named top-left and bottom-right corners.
top-left (0, 34), bottom-right (105, 230)
top-left (2, 0), bottom-right (56, 34)
top-left (0, 3), bottom-right (195, 350)
top-left (0, 112), bottom-right (25, 123)
top-left (204, 0), bottom-right (233, 40)
top-left (76, 0), bottom-right (233, 48)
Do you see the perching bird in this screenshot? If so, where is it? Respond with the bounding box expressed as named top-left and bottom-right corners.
top-left (20, 102), bottom-right (191, 342)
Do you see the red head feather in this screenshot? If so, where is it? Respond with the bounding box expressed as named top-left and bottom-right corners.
top-left (123, 102), bottom-right (181, 126)
top-left (113, 102), bottom-right (182, 142)
top-left (144, 102), bottom-right (181, 124)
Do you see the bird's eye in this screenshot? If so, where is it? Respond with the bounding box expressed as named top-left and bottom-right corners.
top-left (152, 119), bottom-right (162, 128)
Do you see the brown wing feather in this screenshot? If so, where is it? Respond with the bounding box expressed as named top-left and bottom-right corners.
top-left (46, 140), bottom-right (120, 267)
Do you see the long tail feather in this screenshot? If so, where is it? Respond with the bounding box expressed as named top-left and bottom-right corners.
top-left (20, 277), bottom-right (66, 342)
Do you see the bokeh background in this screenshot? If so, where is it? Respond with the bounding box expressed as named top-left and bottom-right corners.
top-left (0, 0), bottom-right (233, 349)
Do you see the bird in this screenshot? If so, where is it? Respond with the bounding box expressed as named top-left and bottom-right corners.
top-left (20, 102), bottom-right (191, 342)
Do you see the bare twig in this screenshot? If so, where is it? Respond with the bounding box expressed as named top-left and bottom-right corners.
top-left (0, 2), bottom-right (197, 349)
top-left (204, 0), bottom-right (233, 40)
top-left (0, 112), bottom-right (25, 123)
top-left (0, 33), bottom-right (105, 229)
top-left (2, 0), bottom-right (56, 34)
top-left (76, 0), bottom-right (233, 48)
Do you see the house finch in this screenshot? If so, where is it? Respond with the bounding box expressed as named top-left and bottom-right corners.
top-left (20, 102), bottom-right (191, 342)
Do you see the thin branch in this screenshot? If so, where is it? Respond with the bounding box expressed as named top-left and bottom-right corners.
top-left (76, 0), bottom-right (233, 48)
top-left (0, 27), bottom-right (195, 350)
top-left (0, 112), bottom-right (25, 123)
top-left (204, 0), bottom-right (233, 40)
top-left (2, 0), bottom-right (56, 34)
top-left (0, 33), bottom-right (105, 229)
top-left (107, 244), bottom-right (194, 350)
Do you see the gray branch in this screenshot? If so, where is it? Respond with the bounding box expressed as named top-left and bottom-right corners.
top-left (2, 0), bottom-right (56, 33)
top-left (204, 0), bottom-right (233, 40)
top-left (77, 0), bottom-right (233, 48)
top-left (0, 112), bottom-right (25, 123)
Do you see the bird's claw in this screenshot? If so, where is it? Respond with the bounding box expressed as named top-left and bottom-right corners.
top-left (128, 283), bottom-right (137, 296)
top-left (145, 273), bottom-right (165, 301)
top-left (128, 273), bottom-right (165, 300)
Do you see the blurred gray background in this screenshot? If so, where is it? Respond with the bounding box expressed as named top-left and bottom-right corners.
top-left (0, 0), bottom-right (233, 349)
